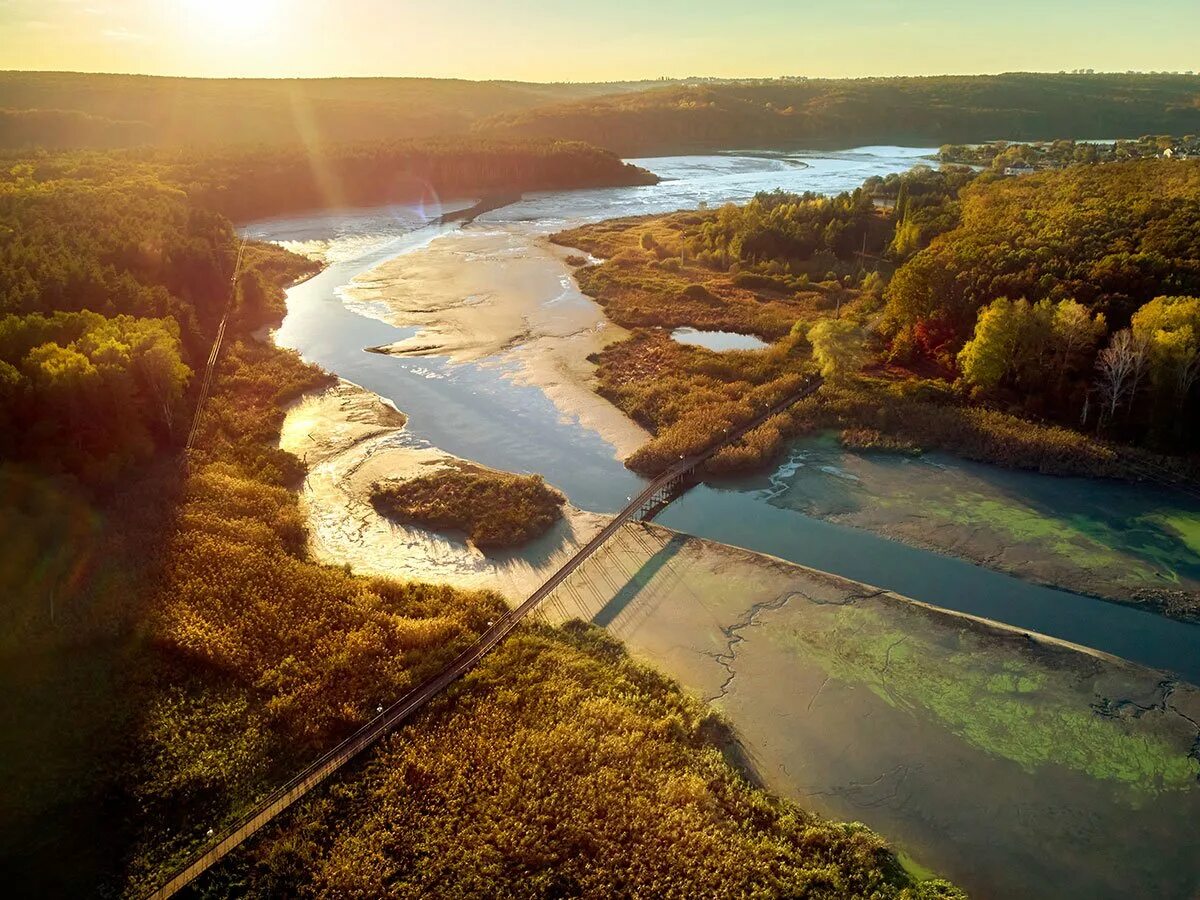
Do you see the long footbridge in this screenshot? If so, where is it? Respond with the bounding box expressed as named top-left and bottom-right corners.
top-left (148, 374), bottom-right (822, 898)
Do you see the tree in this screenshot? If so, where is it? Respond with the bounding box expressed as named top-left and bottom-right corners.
top-left (1131, 295), bottom-right (1200, 414)
top-left (807, 318), bottom-right (867, 382)
top-left (1093, 329), bottom-right (1147, 424)
top-left (957, 297), bottom-right (1056, 392)
top-left (958, 298), bottom-right (1024, 391)
top-left (1051, 299), bottom-right (1106, 388)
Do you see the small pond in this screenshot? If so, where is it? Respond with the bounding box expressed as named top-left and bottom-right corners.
top-left (670, 327), bottom-right (769, 351)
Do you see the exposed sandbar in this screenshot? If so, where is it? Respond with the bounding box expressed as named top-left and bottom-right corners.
top-left (342, 224), bottom-right (648, 460)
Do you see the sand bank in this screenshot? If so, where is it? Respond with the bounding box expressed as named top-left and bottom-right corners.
top-left (343, 224), bottom-right (648, 460)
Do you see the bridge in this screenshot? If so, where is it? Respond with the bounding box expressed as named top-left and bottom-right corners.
top-left (148, 374), bottom-right (822, 899)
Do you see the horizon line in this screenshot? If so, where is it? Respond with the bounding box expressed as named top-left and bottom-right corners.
top-left (2, 68), bottom-right (1199, 85)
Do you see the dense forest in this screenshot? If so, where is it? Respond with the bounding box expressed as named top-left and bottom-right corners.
top-left (0, 72), bottom-right (662, 149)
top-left (885, 159), bottom-right (1200, 446)
top-left (6, 72), bottom-right (1200, 159)
top-left (169, 139), bottom-right (658, 221)
top-left (0, 107), bottom-right (155, 150)
top-left (1, 138), bottom-right (657, 222)
top-left (479, 73), bottom-right (1200, 156)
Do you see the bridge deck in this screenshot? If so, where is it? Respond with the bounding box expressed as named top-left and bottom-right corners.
top-left (148, 375), bottom-right (821, 898)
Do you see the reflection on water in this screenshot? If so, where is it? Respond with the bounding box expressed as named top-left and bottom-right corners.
top-left (670, 327), bottom-right (770, 351)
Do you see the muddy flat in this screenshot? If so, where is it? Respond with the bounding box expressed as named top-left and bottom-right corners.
top-left (280, 383), bottom-right (1200, 899)
top-left (545, 528), bottom-right (1200, 900)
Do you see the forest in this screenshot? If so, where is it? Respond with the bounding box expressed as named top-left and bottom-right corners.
top-left (0, 72), bottom-right (661, 149)
top-left (5, 72), bottom-right (1200, 160)
top-left (478, 73), bottom-right (1200, 156)
top-left (2, 138), bottom-right (657, 223)
top-left (885, 159), bottom-right (1200, 448)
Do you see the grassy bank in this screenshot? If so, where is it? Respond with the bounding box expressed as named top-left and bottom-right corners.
top-left (192, 622), bottom-right (963, 899)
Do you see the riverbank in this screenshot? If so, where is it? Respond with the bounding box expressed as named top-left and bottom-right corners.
top-left (278, 375), bottom-right (1200, 900)
top-left (748, 432), bottom-right (1200, 622)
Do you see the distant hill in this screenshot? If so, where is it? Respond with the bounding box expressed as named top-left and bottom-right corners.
top-left (0, 107), bottom-right (154, 150)
top-left (7, 72), bottom-right (1199, 157)
top-left (0, 72), bottom-right (666, 149)
top-left (475, 73), bottom-right (1200, 156)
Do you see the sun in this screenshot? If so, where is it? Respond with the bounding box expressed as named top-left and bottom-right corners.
top-left (181, 0), bottom-right (279, 32)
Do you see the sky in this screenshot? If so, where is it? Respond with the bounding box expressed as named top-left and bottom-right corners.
top-left (0, 0), bottom-right (1197, 82)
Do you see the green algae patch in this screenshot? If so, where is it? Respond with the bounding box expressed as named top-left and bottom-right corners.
top-left (774, 604), bottom-right (1200, 798)
top-left (906, 491), bottom-right (1154, 581)
top-left (1151, 511), bottom-right (1200, 557)
top-left (773, 437), bottom-right (1200, 598)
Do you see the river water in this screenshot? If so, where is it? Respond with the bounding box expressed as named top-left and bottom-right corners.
top-left (245, 147), bottom-right (1200, 685)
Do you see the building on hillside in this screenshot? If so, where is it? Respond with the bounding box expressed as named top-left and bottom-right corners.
top-left (1004, 161), bottom-right (1036, 176)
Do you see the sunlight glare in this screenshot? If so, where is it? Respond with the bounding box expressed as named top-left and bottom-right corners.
top-left (182, 0), bottom-right (280, 34)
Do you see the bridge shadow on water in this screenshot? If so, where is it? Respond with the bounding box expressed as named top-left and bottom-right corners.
top-left (539, 525), bottom-right (696, 637)
top-left (591, 532), bottom-right (689, 628)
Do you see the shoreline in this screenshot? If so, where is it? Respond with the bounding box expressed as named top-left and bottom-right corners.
top-left (280, 379), bottom-right (609, 599)
top-left (280, 377), bottom-right (1180, 671)
top-left (277, 214), bottom-right (1200, 627)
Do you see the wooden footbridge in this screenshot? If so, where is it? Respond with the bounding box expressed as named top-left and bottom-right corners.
top-left (148, 374), bottom-right (822, 899)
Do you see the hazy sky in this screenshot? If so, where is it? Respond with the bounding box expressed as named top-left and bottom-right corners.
top-left (1, 0), bottom-right (1197, 81)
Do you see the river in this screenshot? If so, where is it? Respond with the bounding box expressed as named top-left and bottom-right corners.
top-left (246, 148), bottom-right (1200, 684)
top-left (244, 149), bottom-right (1200, 898)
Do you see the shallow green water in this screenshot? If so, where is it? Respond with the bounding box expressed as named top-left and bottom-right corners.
top-left (765, 433), bottom-right (1200, 600)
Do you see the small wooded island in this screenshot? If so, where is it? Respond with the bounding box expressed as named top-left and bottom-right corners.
top-left (371, 463), bottom-right (566, 548)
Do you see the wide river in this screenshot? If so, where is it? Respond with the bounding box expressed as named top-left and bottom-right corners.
top-left (245, 148), bottom-right (1200, 685)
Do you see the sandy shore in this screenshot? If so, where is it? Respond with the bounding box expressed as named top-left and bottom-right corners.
top-left (280, 379), bottom-right (1200, 899)
top-left (343, 224), bottom-right (648, 460)
top-left (280, 380), bottom-right (608, 598)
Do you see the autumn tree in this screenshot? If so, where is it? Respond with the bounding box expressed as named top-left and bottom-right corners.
top-left (807, 318), bottom-right (867, 382)
top-left (959, 297), bottom-right (1106, 406)
top-left (1131, 296), bottom-right (1200, 418)
top-left (1051, 299), bottom-right (1107, 388)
